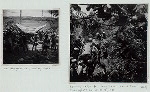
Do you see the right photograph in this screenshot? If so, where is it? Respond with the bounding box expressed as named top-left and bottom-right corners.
top-left (70, 4), bottom-right (148, 82)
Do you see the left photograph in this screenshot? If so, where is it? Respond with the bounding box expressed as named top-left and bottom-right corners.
top-left (3, 10), bottom-right (59, 64)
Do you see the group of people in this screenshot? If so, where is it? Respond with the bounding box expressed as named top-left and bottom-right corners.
top-left (70, 32), bottom-right (109, 82)
top-left (31, 31), bottom-right (58, 54)
top-left (4, 22), bottom-right (58, 55)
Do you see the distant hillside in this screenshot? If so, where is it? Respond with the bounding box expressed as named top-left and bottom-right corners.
top-left (4, 16), bottom-right (58, 22)
top-left (3, 16), bottom-right (58, 32)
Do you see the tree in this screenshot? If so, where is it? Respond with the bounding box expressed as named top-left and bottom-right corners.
top-left (48, 10), bottom-right (59, 17)
top-left (52, 10), bottom-right (59, 17)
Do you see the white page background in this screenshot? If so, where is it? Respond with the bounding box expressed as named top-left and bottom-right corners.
top-left (0, 0), bottom-right (149, 92)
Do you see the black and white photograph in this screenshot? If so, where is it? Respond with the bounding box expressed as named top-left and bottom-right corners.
top-left (3, 10), bottom-right (59, 64)
top-left (70, 4), bottom-right (147, 82)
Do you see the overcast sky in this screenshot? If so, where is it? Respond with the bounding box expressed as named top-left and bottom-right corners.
top-left (78, 5), bottom-right (91, 15)
top-left (3, 10), bottom-right (55, 17)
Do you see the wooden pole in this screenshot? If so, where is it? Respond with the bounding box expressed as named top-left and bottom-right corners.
top-left (20, 10), bottom-right (22, 24)
top-left (41, 10), bottom-right (43, 21)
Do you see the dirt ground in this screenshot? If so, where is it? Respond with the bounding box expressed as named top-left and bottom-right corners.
top-left (3, 43), bottom-right (58, 64)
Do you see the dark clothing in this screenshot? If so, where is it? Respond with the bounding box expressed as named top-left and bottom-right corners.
top-left (43, 38), bottom-right (50, 48)
top-left (32, 36), bottom-right (38, 51)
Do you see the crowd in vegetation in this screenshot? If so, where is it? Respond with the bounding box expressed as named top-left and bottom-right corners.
top-left (70, 4), bottom-right (147, 82)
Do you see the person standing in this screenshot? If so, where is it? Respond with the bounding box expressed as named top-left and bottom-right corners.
top-left (42, 34), bottom-right (50, 54)
top-left (51, 32), bottom-right (56, 51)
top-left (32, 33), bottom-right (38, 51)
